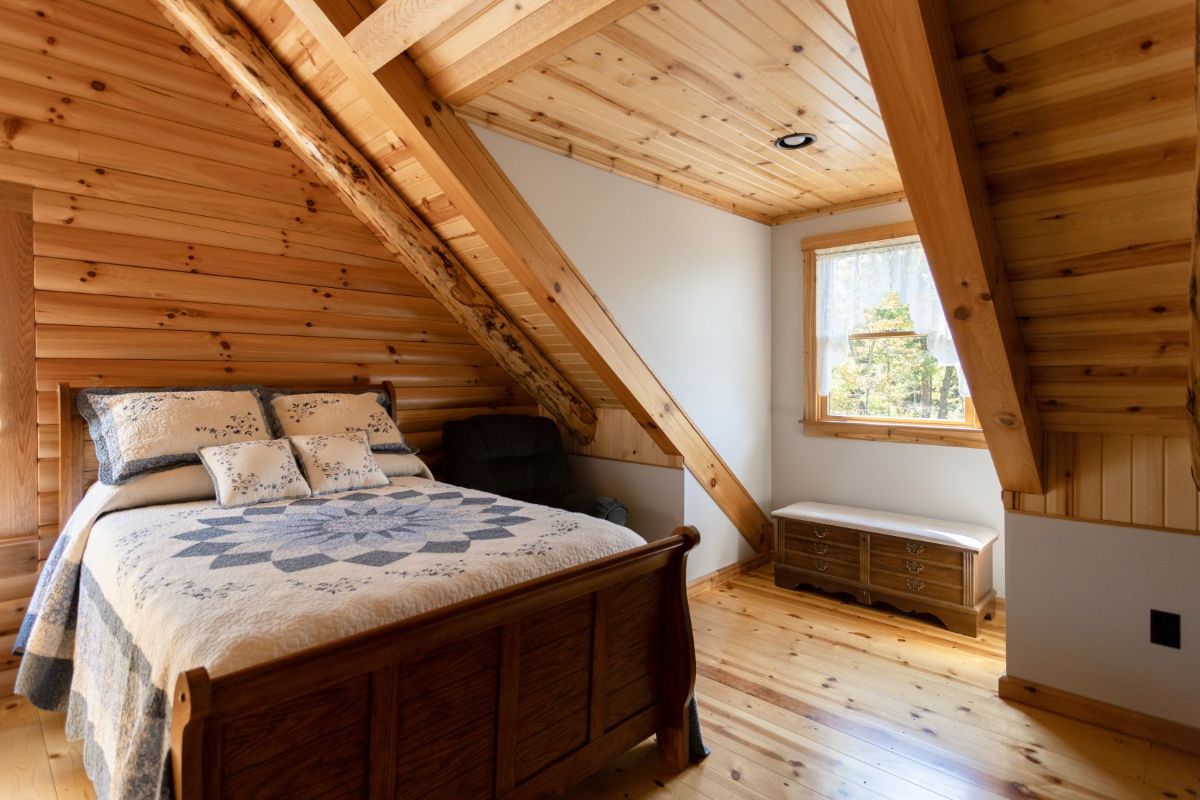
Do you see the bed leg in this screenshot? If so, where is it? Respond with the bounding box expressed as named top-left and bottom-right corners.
top-left (656, 705), bottom-right (690, 772)
top-left (657, 525), bottom-right (700, 773)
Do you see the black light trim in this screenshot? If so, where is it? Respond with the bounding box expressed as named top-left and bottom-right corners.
top-left (774, 132), bottom-right (817, 150)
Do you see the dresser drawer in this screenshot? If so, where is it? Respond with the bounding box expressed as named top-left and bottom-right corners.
top-left (870, 568), bottom-right (962, 604)
top-left (870, 553), bottom-right (961, 584)
top-left (869, 534), bottom-right (964, 568)
top-left (781, 519), bottom-right (860, 548)
top-left (783, 536), bottom-right (859, 565)
top-left (783, 552), bottom-right (860, 581)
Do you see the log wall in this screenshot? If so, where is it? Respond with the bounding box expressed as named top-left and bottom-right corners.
top-left (0, 0), bottom-right (534, 695)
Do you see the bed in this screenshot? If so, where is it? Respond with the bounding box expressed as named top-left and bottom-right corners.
top-left (17, 383), bottom-right (700, 800)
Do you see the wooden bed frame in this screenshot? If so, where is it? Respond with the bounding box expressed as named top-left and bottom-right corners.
top-left (57, 383), bottom-right (700, 799)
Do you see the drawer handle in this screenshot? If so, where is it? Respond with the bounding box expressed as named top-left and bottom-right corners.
top-left (814, 559), bottom-right (830, 572)
top-left (813, 543), bottom-right (830, 555)
top-left (905, 542), bottom-right (925, 555)
top-left (905, 578), bottom-right (925, 592)
top-left (903, 560), bottom-right (925, 574)
top-left (814, 527), bottom-right (830, 539)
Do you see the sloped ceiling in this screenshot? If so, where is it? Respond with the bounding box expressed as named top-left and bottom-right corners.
top-left (407, 0), bottom-right (905, 223)
top-left (952, 0), bottom-right (1195, 436)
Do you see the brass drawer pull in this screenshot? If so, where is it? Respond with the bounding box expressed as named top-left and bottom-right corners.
top-left (905, 542), bottom-right (925, 555)
top-left (903, 560), bottom-right (924, 574)
top-left (814, 527), bottom-right (830, 539)
top-left (814, 559), bottom-right (830, 572)
top-left (905, 579), bottom-right (925, 592)
top-left (813, 543), bottom-right (830, 555)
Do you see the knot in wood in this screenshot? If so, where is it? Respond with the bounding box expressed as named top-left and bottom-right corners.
top-left (953, 306), bottom-right (970, 321)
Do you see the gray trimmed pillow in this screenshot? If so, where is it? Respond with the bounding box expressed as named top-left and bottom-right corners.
top-left (289, 432), bottom-right (389, 495)
top-left (78, 386), bottom-right (272, 484)
top-left (269, 392), bottom-right (414, 454)
top-left (199, 439), bottom-right (311, 508)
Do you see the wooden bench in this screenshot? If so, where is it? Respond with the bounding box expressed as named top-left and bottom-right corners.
top-left (772, 502), bottom-right (998, 636)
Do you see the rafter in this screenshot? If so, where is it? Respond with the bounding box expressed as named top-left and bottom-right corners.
top-left (847, 0), bottom-right (1044, 494)
top-left (149, 0), bottom-right (597, 445)
top-left (282, 0), bottom-right (772, 551)
top-left (415, 0), bottom-right (647, 105)
top-left (346, 0), bottom-right (476, 72)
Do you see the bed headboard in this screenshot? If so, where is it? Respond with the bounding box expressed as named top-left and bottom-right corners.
top-left (56, 382), bottom-right (400, 528)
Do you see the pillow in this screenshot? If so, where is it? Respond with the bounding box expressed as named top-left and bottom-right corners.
top-left (374, 453), bottom-right (433, 480)
top-left (78, 387), bottom-right (271, 484)
top-left (199, 439), bottom-right (311, 508)
top-left (100, 465), bottom-right (216, 512)
top-left (269, 392), bottom-right (413, 453)
top-left (289, 433), bottom-right (389, 495)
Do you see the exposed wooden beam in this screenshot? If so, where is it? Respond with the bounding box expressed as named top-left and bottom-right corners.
top-left (420, 0), bottom-right (647, 106)
top-left (847, 0), bottom-right (1044, 494)
top-left (1190, 0), bottom-right (1200, 489)
top-left (0, 182), bottom-right (36, 545)
top-left (346, 0), bottom-right (476, 73)
top-left (286, 0), bottom-right (773, 551)
top-left (150, 0), bottom-right (597, 445)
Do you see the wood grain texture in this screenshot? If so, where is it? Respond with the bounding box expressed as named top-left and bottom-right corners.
top-left (432, 0), bottom-right (904, 222)
top-left (278, 0), bottom-right (771, 550)
top-left (150, 0), bottom-right (598, 445)
top-left (21, 568), bottom-right (1200, 800)
top-left (345, 0), bottom-right (476, 71)
top-left (0, 183), bottom-right (36, 543)
top-left (1191, 0), bottom-right (1200, 490)
top-left (848, 0), bottom-right (1043, 494)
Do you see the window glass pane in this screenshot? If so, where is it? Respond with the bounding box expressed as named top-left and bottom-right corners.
top-left (825, 292), bottom-right (967, 422)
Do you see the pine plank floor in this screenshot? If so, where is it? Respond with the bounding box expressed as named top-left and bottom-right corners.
top-left (2, 567), bottom-right (1197, 799)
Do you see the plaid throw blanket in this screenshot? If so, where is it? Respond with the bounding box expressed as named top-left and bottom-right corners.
top-left (15, 475), bottom-right (643, 800)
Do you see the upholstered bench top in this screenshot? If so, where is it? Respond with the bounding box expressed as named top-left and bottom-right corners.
top-left (771, 501), bottom-right (999, 553)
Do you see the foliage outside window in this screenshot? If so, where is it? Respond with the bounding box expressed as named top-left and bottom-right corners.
top-left (802, 223), bottom-right (984, 448)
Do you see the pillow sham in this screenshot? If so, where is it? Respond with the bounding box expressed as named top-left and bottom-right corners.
top-left (289, 432), bottom-right (389, 495)
top-left (269, 392), bottom-right (413, 453)
top-left (78, 386), bottom-right (271, 484)
top-left (199, 439), bottom-right (311, 508)
top-left (374, 453), bottom-right (433, 480)
top-left (99, 464), bottom-right (216, 512)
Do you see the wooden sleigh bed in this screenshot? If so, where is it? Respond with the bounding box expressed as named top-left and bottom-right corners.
top-left (56, 382), bottom-right (700, 799)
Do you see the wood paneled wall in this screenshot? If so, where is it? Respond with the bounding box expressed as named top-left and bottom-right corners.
top-left (562, 407), bottom-right (683, 469)
top-left (1006, 433), bottom-right (1200, 534)
top-left (0, 0), bottom-right (533, 694)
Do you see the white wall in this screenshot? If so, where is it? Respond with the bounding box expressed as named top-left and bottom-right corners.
top-left (478, 127), bottom-right (772, 580)
top-left (568, 455), bottom-right (684, 543)
top-left (772, 203), bottom-right (1008, 594)
top-left (1006, 513), bottom-right (1200, 726)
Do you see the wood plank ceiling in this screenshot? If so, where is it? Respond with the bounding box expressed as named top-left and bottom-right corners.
top-left (951, 0), bottom-right (1195, 438)
top-left (406, 0), bottom-right (906, 223)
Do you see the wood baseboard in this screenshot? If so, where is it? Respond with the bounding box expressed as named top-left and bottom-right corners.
top-left (999, 675), bottom-right (1200, 757)
top-left (687, 552), bottom-right (771, 598)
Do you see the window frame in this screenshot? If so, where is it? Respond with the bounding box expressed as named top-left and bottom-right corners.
top-left (801, 221), bottom-right (986, 449)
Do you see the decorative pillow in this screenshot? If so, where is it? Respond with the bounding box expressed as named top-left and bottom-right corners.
top-left (198, 439), bottom-right (311, 508)
top-left (78, 387), bottom-right (271, 484)
top-left (269, 392), bottom-right (413, 453)
top-left (289, 433), bottom-right (389, 495)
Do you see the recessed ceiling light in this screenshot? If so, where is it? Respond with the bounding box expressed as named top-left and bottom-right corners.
top-left (774, 132), bottom-right (817, 150)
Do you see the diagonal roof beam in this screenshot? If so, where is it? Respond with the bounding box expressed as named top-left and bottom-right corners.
top-left (848, 0), bottom-right (1044, 494)
top-left (346, 0), bottom-right (476, 72)
top-left (150, 0), bottom-right (597, 445)
top-left (285, 0), bottom-right (773, 550)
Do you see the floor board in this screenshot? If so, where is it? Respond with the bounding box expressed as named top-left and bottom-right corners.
top-left (2, 567), bottom-right (1197, 799)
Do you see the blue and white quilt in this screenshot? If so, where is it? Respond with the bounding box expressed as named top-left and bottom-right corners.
top-left (14, 473), bottom-right (644, 800)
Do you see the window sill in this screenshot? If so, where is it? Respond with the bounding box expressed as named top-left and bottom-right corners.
top-left (802, 418), bottom-right (987, 449)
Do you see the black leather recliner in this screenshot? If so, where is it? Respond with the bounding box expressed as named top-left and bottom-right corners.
top-left (441, 414), bottom-right (629, 526)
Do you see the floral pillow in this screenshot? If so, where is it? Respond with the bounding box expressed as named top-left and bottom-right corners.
top-left (289, 433), bottom-right (389, 495)
top-left (198, 439), bottom-right (311, 508)
top-left (269, 392), bottom-right (413, 453)
top-left (78, 387), bottom-right (271, 484)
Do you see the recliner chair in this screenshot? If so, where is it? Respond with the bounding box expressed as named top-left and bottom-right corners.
top-left (441, 414), bottom-right (629, 526)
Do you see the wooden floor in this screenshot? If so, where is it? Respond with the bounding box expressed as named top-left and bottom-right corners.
top-left (3, 567), bottom-right (1198, 799)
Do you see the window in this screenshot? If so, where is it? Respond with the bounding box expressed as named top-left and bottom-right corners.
top-left (801, 222), bottom-right (984, 448)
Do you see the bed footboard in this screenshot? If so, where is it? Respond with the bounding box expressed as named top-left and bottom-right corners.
top-left (170, 527), bottom-right (699, 799)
